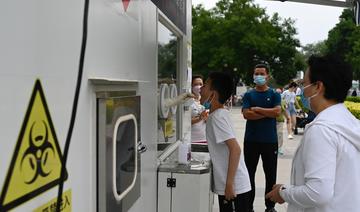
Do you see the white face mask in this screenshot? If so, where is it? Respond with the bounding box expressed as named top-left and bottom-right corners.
top-left (192, 85), bottom-right (202, 95)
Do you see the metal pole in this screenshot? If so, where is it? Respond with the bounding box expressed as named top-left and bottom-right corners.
top-left (267, 0), bottom-right (352, 8)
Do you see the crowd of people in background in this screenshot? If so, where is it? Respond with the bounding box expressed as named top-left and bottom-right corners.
top-left (190, 54), bottom-right (360, 212)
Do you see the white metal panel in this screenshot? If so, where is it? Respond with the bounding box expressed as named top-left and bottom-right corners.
top-left (0, 0), bottom-right (191, 211)
top-left (158, 172), bottom-right (172, 212)
top-left (0, 0), bottom-right (84, 211)
top-left (171, 172), bottom-right (212, 212)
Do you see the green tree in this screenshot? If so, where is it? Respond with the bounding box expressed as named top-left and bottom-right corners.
top-left (192, 0), bottom-right (301, 87)
top-left (301, 41), bottom-right (328, 59)
top-left (326, 9), bottom-right (360, 81)
top-left (158, 38), bottom-right (177, 79)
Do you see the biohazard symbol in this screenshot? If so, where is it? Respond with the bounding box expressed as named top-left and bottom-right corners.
top-left (21, 121), bottom-right (55, 184)
top-left (0, 80), bottom-right (67, 212)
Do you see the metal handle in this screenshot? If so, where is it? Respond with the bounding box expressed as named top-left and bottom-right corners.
top-left (112, 114), bottom-right (138, 202)
top-left (137, 142), bottom-right (147, 154)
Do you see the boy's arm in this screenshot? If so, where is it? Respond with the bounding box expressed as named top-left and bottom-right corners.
top-left (224, 138), bottom-right (241, 200)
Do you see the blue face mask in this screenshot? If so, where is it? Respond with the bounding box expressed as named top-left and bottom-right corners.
top-left (203, 101), bottom-right (211, 110)
top-left (253, 75), bottom-right (266, 86)
top-left (300, 84), bottom-right (318, 111)
top-left (202, 94), bottom-right (214, 110)
top-left (300, 89), bottom-right (311, 110)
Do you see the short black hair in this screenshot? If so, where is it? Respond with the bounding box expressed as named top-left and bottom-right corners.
top-left (289, 82), bottom-right (298, 88)
top-left (307, 55), bottom-right (352, 103)
top-left (208, 72), bottom-right (233, 104)
top-left (192, 74), bottom-right (203, 84)
top-left (254, 64), bottom-right (270, 74)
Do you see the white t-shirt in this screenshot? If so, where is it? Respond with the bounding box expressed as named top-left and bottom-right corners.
top-left (206, 108), bottom-right (251, 195)
top-left (191, 101), bottom-right (206, 142)
top-left (280, 104), bottom-right (360, 212)
top-left (282, 90), bottom-right (296, 104)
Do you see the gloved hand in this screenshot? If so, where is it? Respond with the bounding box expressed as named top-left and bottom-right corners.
top-left (165, 92), bottom-right (194, 108)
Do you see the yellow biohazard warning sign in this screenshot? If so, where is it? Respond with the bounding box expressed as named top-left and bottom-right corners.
top-left (0, 80), bottom-right (67, 211)
top-left (34, 189), bottom-right (72, 212)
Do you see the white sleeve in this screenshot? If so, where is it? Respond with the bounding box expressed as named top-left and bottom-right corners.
top-left (191, 102), bottom-right (204, 117)
top-left (280, 125), bottom-right (337, 208)
top-left (212, 112), bottom-right (236, 144)
top-left (281, 90), bottom-right (286, 99)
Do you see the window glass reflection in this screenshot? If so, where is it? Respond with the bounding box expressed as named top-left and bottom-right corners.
top-left (158, 21), bottom-right (178, 143)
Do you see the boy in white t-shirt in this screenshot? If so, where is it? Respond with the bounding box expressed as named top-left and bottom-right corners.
top-left (200, 72), bottom-right (251, 212)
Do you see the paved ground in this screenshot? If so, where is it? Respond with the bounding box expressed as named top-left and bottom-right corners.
top-left (212, 106), bottom-right (303, 212)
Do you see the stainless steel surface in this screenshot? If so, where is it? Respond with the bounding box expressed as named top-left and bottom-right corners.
top-left (97, 96), bottom-right (141, 212)
top-left (158, 160), bottom-right (211, 174)
top-left (191, 143), bottom-right (209, 153)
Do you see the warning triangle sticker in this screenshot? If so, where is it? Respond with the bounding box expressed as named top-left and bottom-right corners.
top-left (0, 80), bottom-right (67, 211)
top-left (122, 0), bottom-right (131, 11)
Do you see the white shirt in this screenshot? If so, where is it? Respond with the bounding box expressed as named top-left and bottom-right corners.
top-left (191, 100), bottom-right (206, 142)
top-left (206, 108), bottom-right (251, 195)
top-left (281, 90), bottom-right (296, 104)
top-left (280, 104), bottom-right (360, 212)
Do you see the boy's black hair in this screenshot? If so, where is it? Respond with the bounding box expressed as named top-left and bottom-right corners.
top-left (308, 55), bottom-right (352, 103)
top-left (192, 74), bottom-right (204, 84)
top-left (254, 63), bottom-right (270, 74)
top-left (208, 72), bottom-right (233, 104)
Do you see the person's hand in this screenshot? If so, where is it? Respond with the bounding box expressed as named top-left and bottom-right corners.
top-left (200, 110), bottom-right (209, 121)
top-left (224, 184), bottom-right (236, 201)
top-left (184, 92), bottom-right (195, 99)
top-left (265, 184), bottom-right (285, 204)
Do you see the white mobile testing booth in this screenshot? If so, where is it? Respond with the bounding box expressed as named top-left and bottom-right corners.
top-left (0, 0), bottom-right (213, 212)
top-left (2, 0), bottom-right (358, 212)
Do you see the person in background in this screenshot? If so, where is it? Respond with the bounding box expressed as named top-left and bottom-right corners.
top-left (190, 75), bottom-right (208, 143)
top-left (242, 64), bottom-right (281, 212)
top-left (275, 88), bottom-right (285, 155)
top-left (352, 89), bottom-right (357, 97)
top-left (281, 82), bottom-right (301, 139)
top-left (295, 86), bottom-right (301, 96)
top-left (266, 55), bottom-right (360, 212)
top-left (201, 72), bottom-right (251, 212)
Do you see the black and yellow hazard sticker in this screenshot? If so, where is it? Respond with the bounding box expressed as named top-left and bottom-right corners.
top-left (0, 80), bottom-right (67, 211)
top-left (34, 189), bottom-right (72, 212)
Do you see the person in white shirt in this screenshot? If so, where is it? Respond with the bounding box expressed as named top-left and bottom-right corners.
top-left (191, 75), bottom-right (208, 143)
top-left (295, 86), bottom-right (301, 96)
top-left (266, 55), bottom-right (360, 212)
top-left (200, 72), bottom-right (251, 212)
top-left (281, 82), bottom-right (300, 139)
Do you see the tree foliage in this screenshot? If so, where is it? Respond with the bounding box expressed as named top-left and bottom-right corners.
top-left (192, 0), bottom-right (301, 86)
top-left (158, 39), bottom-right (177, 79)
top-left (301, 41), bottom-right (328, 59)
top-left (326, 9), bottom-right (360, 81)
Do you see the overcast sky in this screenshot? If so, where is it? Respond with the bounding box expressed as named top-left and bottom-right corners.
top-left (192, 0), bottom-right (345, 46)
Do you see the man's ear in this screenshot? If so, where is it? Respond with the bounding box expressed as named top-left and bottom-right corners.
top-left (209, 90), bottom-right (217, 101)
top-left (317, 81), bottom-right (325, 94)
